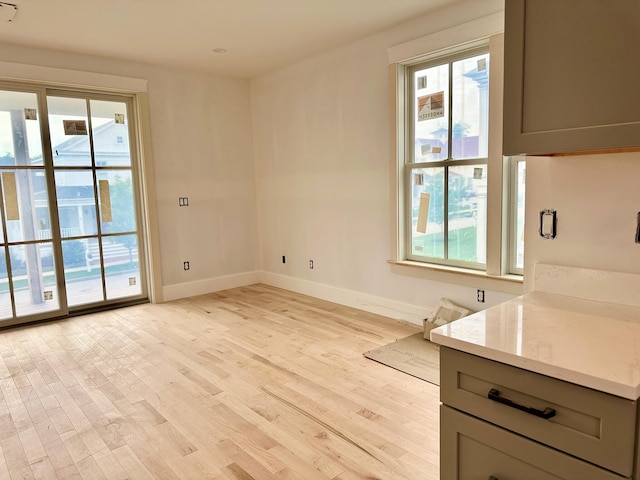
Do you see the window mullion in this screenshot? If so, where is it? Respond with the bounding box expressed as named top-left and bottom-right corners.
top-left (443, 165), bottom-right (449, 261)
top-left (444, 61), bottom-right (454, 261)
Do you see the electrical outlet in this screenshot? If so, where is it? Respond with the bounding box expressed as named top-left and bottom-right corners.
top-left (179, 197), bottom-right (189, 206)
top-left (183, 261), bottom-right (190, 270)
top-left (477, 289), bottom-right (485, 303)
top-left (309, 260), bottom-right (314, 269)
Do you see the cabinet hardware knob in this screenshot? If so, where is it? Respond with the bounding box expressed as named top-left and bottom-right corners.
top-left (488, 388), bottom-right (556, 419)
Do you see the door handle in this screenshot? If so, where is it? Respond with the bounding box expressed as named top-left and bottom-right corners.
top-left (488, 388), bottom-right (556, 419)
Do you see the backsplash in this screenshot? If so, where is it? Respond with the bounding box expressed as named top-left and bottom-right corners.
top-left (532, 263), bottom-right (640, 307)
top-left (524, 152), bottom-right (640, 293)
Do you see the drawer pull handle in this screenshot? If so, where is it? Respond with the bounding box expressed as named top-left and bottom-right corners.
top-left (488, 388), bottom-right (556, 419)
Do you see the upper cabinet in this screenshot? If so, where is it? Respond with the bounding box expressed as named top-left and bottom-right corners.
top-left (503, 0), bottom-right (640, 156)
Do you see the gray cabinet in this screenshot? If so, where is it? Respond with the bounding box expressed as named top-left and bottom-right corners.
top-left (441, 406), bottom-right (624, 480)
top-left (439, 347), bottom-right (637, 479)
top-left (503, 0), bottom-right (640, 156)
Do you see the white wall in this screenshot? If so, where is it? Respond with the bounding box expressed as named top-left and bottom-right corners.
top-left (0, 44), bottom-right (260, 301)
top-left (251, 0), bottom-right (515, 324)
top-left (0, 0), bottom-right (519, 325)
top-left (524, 152), bottom-right (640, 291)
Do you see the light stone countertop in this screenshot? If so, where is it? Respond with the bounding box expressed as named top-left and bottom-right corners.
top-left (430, 291), bottom-right (640, 400)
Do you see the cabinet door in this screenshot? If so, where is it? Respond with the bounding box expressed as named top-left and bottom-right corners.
top-left (439, 347), bottom-right (636, 476)
top-left (440, 406), bottom-right (625, 480)
top-left (503, 0), bottom-right (640, 155)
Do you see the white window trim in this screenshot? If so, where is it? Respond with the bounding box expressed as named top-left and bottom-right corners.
top-left (0, 64), bottom-right (164, 303)
top-left (0, 61), bottom-right (148, 93)
top-left (388, 15), bottom-right (523, 295)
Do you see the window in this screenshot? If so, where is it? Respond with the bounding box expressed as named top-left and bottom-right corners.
top-left (509, 157), bottom-right (526, 275)
top-left (405, 47), bottom-right (490, 269)
top-left (392, 29), bottom-right (524, 282)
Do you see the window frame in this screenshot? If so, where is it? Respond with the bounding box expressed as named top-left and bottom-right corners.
top-left (404, 46), bottom-right (490, 270)
top-left (508, 156), bottom-right (526, 275)
top-left (390, 30), bottom-right (523, 293)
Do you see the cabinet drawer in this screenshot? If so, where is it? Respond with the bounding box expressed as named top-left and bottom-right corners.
top-left (441, 405), bottom-right (626, 480)
top-left (440, 347), bottom-right (636, 477)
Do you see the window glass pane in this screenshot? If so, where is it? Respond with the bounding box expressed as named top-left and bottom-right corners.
top-left (104, 234), bottom-right (141, 300)
top-left (63, 237), bottom-right (103, 307)
top-left (514, 161), bottom-right (526, 271)
top-left (90, 100), bottom-right (131, 167)
top-left (0, 247), bottom-right (11, 319)
top-left (97, 170), bottom-right (136, 234)
top-left (10, 242), bottom-right (59, 317)
top-left (2, 169), bottom-right (52, 243)
top-left (413, 64), bottom-right (449, 162)
top-left (0, 91), bottom-right (43, 166)
top-left (410, 167), bottom-right (445, 258)
top-left (452, 53), bottom-right (490, 159)
top-left (47, 96), bottom-right (92, 167)
top-left (405, 47), bottom-right (491, 270)
top-left (55, 170), bottom-right (98, 237)
top-left (448, 165), bottom-right (487, 264)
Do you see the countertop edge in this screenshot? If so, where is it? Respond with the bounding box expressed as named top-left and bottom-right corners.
top-left (431, 332), bottom-right (640, 401)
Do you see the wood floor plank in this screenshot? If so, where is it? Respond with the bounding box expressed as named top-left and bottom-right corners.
top-left (0, 446), bottom-right (10, 480)
top-left (32, 418), bottom-right (76, 473)
top-left (111, 445), bottom-right (156, 480)
top-left (28, 455), bottom-right (57, 480)
top-left (0, 284), bottom-right (439, 479)
top-left (17, 424), bottom-right (47, 468)
top-left (0, 431), bottom-right (33, 480)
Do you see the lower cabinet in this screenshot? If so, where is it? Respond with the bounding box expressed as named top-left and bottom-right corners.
top-left (441, 405), bottom-right (625, 480)
top-left (439, 347), bottom-right (638, 479)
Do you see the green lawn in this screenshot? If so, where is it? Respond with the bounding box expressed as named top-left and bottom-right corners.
top-left (413, 226), bottom-right (478, 262)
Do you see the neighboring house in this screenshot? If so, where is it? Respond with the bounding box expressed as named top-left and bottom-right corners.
top-left (32, 120), bottom-right (133, 240)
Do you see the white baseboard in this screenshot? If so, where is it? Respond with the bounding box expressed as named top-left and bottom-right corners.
top-left (161, 270), bottom-right (428, 326)
top-left (162, 271), bottom-right (260, 302)
top-left (259, 271), bottom-right (428, 326)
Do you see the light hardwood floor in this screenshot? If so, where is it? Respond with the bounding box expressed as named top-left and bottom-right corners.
top-left (0, 284), bottom-right (440, 479)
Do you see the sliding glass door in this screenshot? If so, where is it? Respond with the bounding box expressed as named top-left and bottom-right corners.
top-left (48, 93), bottom-right (144, 308)
top-left (0, 90), bottom-right (63, 321)
top-left (0, 85), bottom-right (147, 327)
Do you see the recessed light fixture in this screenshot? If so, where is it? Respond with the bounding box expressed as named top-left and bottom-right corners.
top-left (212, 48), bottom-right (227, 54)
top-left (0, 2), bottom-right (17, 22)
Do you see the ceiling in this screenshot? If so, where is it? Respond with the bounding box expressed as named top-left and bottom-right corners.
top-left (0, 0), bottom-right (461, 78)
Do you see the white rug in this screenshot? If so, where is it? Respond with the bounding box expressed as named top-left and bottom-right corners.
top-left (363, 332), bottom-right (440, 386)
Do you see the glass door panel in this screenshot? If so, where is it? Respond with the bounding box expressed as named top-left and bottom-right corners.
top-left (0, 85), bottom-right (146, 324)
top-left (10, 242), bottom-right (60, 317)
top-left (0, 91), bottom-right (44, 166)
top-left (54, 170), bottom-right (99, 236)
top-left (91, 100), bottom-right (131, 167)
top-left (104, 234), bottom-right (141, 300)
top-left (97, 170), bottom-right (136, 233)
top-left (0, 247), bottom-right (11, 319)
top-left (49, 93), bottom-right (145, 310)
top-left (3, 169), bottom-right (53, 242)
top-left (62, 237), bottom-right (103, 306)
top-left (0, 88), bottom-right (64, 324)
top-left (47, 96), bottom-right (92, 167)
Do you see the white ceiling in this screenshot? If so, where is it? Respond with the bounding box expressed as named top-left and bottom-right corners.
top-left (0, 0), bottom-right (461, 78)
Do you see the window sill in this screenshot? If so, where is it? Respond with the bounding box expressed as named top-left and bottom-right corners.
top-left (388, 259), bottom-right (524, 296)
